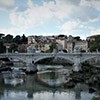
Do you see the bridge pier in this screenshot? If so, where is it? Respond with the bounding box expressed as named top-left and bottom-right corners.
top-left (73, 63), bottom-right (82, 72)
top-left (26, 63), bottom-right (37, 74)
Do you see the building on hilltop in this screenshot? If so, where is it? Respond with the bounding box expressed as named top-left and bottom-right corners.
top-left (66, 41), bottom-right (74, 53)
top-left (55, 35), bottom-right (88, 53)
top-left (28, 36), bottom-right (36, 44)
top-left (26, 35), bottom-right (88, 53)
top-left (56, 38), bottom-right (66, 50)
top-left (74, 40), bottom-right (88, 52)
top-left (27, 36), bottom-right (37, 53)
top-left (27, 44), bottom-right (37, 53)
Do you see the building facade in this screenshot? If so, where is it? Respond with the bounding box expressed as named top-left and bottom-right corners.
top-left (74, 40), bottom-right (88, 52)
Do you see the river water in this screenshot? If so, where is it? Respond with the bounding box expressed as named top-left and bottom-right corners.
top-left (0, 64), bottom-right (99, 100)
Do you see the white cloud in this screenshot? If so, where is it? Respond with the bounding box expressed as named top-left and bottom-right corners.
top-left (58, 20), bottom-right (83, 38)
top-left (9, 0), bottom-right (99, 30)
top-left (87, 18), bottom-right (99, 23)
top-left (80, 0), bottom-right (91, 7)
top-left (80, 0), bottom-right (100, 11)
top-left (70, 5), bottom-right (99, 21)
top-left (91, 0), bottom-right (100, 11)
top-left (59, 20), bottom-right (96, 39)
top-left (55, 0), bottom-right (80, 6)
top-left (9, 0), bottom-right (76, 30)
top-left (10, 12), bottom-right (29, 29)
top-left (53, 0), bottom-right (74, 19)
top-left (60, 21), bottom-right (80, 31)
top-left (6, 0), bottom-right (100, 39)
top-left (9, 0), bottom-right (56, 29)
top-left (0, 27), bottom-right (26, 36)
top-left (27, 0), bottom-right (33, 8)
top-left (90, 29), bottom-right (100, 36)
top-left (0, 0), bottom-right (15, 10)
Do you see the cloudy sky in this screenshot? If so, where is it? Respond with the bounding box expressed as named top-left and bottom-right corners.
top-left (0, 0), bottom-right (100, 39)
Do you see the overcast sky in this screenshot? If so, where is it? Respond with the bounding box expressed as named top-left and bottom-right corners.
top-left (0, 0), bottom-right (100, 39)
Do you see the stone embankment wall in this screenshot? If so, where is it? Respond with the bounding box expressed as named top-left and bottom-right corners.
top-left (88, 58), bottom-right (100, 65)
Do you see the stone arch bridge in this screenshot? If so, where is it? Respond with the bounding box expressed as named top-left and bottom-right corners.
top-left (0, 53), bottom-right (100, 71)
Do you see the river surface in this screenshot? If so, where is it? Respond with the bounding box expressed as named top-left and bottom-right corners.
top-left (0, 64), bottom-right (99, 100)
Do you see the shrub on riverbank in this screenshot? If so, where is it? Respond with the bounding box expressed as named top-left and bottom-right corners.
top-left (92, 96), bottom-right (100, 100)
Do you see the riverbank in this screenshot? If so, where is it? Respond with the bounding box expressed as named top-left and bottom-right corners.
top-left (64, 63), bottom-right (100, 93)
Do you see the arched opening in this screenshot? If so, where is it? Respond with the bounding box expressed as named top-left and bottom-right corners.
top-left (34, 56), bottom-right (74, 66)
top-left (81, 56), bottom-right (100, 66)
top-left (34, 57), bottom-right (54, 64)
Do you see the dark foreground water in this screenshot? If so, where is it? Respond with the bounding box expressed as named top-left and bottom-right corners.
top-left (0, 65), bottom-right (99, 100)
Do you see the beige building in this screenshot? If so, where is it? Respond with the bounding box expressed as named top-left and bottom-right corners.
top-left (66, 41), bottom-right (74, 53)
top-left (74, 40), bottom-right (88, 52)
top-left (65, 39), bottom-right (88, 53)
top-left (56, 38), bottom-right (66, 50)
top-left (28, 36), bottom-right (36, 44)
top-left (27, 44), bottom-right (36, 53)
top-left (37, 43), bottom-right (45, 52)
top-left (44, 44), bottom-right (50, 51)
top-left (56, 37), bottom-right (74, 53)
top-left (37, 43), bottom-right (50, 52)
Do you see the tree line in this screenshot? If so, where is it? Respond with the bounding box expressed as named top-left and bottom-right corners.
top-left (0, 33), bottom-right (27, 53)
top-left (88, 35), bottom-right (100, 52)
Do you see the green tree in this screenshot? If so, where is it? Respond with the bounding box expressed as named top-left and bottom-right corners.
top-left (49, 42), bottom-right (57, 52)
top-left (13, 35), bottom-right (21, 44)
top-left (92, 96), bottom-right (100, 100)
top-left (21, 34), bottom-right (27, 44)
top-left (89, 35), bottom-right (100, 52)
top-left (0, 33), bottom-right (4, 40)
top-left (4, 34), bottom-right (13, 43)
top-left (0, 41), bottom-right (6, 53)
top-left (9, 43), bottom-right (18, 52)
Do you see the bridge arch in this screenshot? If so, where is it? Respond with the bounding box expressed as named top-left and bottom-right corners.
top-left (34, 56), bottom-right (54, 64)
top-left (81, 55), bottom-right (100, 63)
top-left (4, 56), bottom-right (34, 64)
top-left (56, 56), bottom-right (74, 64)
top-left (9, 56), bottom-right (28, 64)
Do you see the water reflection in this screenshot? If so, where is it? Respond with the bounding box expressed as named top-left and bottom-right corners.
top-left (2, 70), bottom-right (26, 86)
top-left (37, 68), bottom-right (69, 87)
top-left (0, 65), bottom-right (98, 100)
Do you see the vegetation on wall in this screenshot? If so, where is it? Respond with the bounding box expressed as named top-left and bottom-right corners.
top-left (88, 35), bottom-right (100, 52)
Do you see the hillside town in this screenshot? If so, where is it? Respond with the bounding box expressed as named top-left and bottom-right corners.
top-left (0, 33), bottom-right (100, 54)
